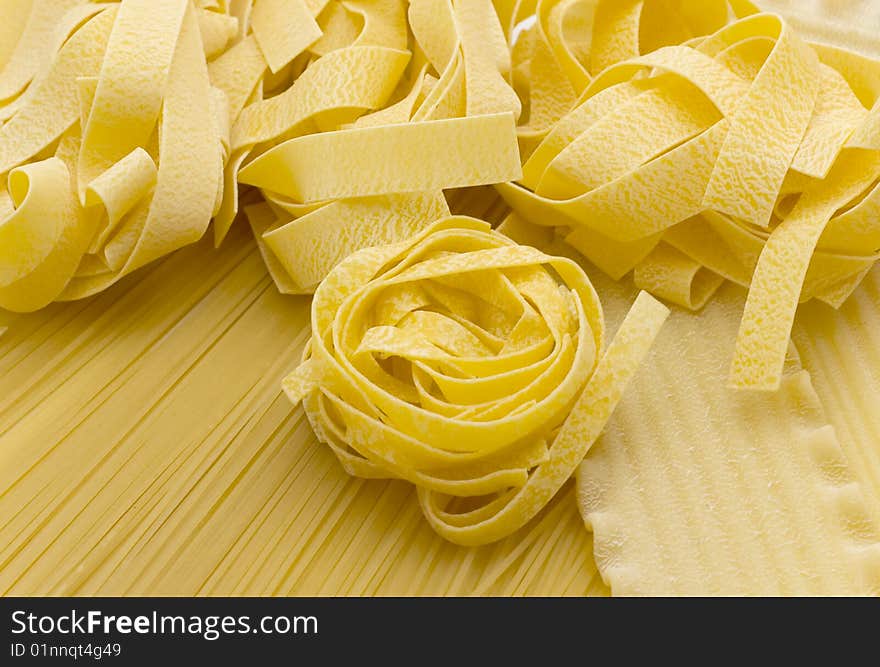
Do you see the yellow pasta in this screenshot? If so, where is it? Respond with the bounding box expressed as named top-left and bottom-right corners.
top-left (283, 216), bottom-right (668, 545)
top-left (575, 266), bottom-right (880, 596)
top-left (240, 114), bottom-right (521, 203)
top-left (2, 0), bottom-right (879, 598)
top-left (1, 0), bottom-right (525, 310)
top-left (794, 266), bottom-right (880, 526)
top-left (495, 0), bottom-right (880, 390)
top-left (224, 0), bottom-right (525, 292)
top-left (247, 192), bottom-right (450, 294)
top-left (0, 0), bottom-right (228, 312)
top-left (0, 226), bottom-right (606, 596)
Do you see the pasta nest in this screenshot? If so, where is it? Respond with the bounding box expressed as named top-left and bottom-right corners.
top-left (285, 216), bottom-right (668, 545)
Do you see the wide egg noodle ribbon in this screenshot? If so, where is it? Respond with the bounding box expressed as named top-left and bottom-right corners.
top-left (0, 0), bottom-right (227, 311)
top-left (1, 0), bottom-right (525, 307)
top-left (76, 0), bottom-right (188, 196)
top-left (576, 268), bottom-right (880, 595)
top-left (209, 0), bottom-right (412, 243)
top-left (730, 149), bottom-right (880, 390)
top-left (497, 2), bottom-right (880, 390)
top-left (283, 215), bottom-right (668, 545)
top-left (0, 158), bottom-right (86, 312)
top-left (238, 113), bottom-right (522, 203)
top-left (215, 0), bottom-right (524, 290)
top-left (497, 0), bottom-right (739, 156)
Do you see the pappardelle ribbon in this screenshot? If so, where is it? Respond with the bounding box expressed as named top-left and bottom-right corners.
top-left (1, 0), bottom-right (524, 310)
top-left (229, 0), bottom-right (524, 294)
top-left (494, 0), bottom-right (880, 390)
top-left (0, 0), bottom-right (227, 312)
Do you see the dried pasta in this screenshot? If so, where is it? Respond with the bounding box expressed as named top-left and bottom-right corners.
top-left (283, 216), bottom-right (668, 545)
top-left (495, 0), bottom-right (880, 390)
top-left (0, 0), bottom-right (228, 311)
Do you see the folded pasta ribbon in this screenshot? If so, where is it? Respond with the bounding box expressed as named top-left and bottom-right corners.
top-left (1, 1), bottom-right (525, 310)
top-left (284, 216), bottom-right (668, 545)
top-left (227, 0), bottom-right (524, 294)
top-left (0, 0), bottom-right (229, 312)
top-left (496, 1), bottom-right (880, 390)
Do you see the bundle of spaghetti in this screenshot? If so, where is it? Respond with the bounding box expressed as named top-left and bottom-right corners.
top-left (493, 0), bottom-right (880, 390)
top-left (223, 0), bottom-right (524, 295)
top-left (283, 215), bottom-right (669, 545)
top-left (0, 0), bottom-right (235, 312)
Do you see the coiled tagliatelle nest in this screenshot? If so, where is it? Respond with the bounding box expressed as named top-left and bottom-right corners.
top-left (495, 0), bottom-right (880, 390)
top-left (0, 0), bottom-right (230, 312)
top-left (284, 217), bottom-right (668, 545)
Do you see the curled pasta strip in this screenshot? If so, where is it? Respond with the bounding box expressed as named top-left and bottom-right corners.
top-left (495, 0), bottom-right (880, 390)
top-left (284, 216), bottom-right (668, 545)
top-left (1, 0), bottom-right (525, 310)
top-left (224, 0), bottom-right (524, 294)
top-left (0, 0), bottom-right (229, 312)
top-left (0, 0), bottom-right (526, 317)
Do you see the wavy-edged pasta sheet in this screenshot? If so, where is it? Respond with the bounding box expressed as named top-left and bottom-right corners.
top-left (0, 0), bottom-right (229, 312)
top-left (3, 0), bottom-right (879, 598)
top-left (495, 0), bottom-right (880, 391)
top-left (284, 216), bottom-right (668, 545)
top-left (0, 227), bottom-right (607, 596)
top-left (574, 263), bottom-right (880, 596)
top-left (793, 266), bottom-right (880, 526)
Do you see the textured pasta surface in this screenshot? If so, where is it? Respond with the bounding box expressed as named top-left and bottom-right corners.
top-left (0, 229), bottom-right (607, 596)
top-left (285, 215), bottom-right (667, 545)
top-left (576, 267), bottom-right (880, 596)
top-left (0, 0), bottom-right (227, 311)
top-left (2, 0), bottom-right (880, 597)
top-left (570, 0), bottom-right (880, 598)
top-left (496, 0), bottom-right (880, 391)
top-left (0, 0), bottom-right (525, 308)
